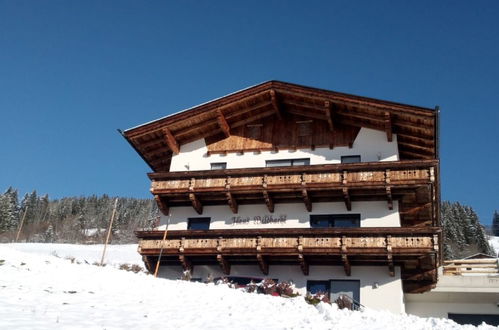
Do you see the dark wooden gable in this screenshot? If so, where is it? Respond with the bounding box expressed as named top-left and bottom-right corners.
top-left (123, 81), bottom-right (438, 172)
top-left (205, 115), bottom-right (360, 154)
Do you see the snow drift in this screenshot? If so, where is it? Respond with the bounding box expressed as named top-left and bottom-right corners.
top-left (0, 244), bottom-right (495, 329)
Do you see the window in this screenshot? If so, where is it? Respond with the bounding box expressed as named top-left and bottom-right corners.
top-left (307, 280), bottom-right (360, 306)
top-left (341, 155), bottom-right (361, 164)
top-left (187, 217), bottom-right (211, 230)
top-left (266, 158), bottom-right (310, 167)
top-left (210, 162), bottom-right (227, 170)
top-left (448, 314), bottom-right (499, 326)
top-left (307, 281), bottom-right (330, 295)
top-left (331, 280), bottom-right (360, 305)
top-left (310, 214), bottom-right (360, 228)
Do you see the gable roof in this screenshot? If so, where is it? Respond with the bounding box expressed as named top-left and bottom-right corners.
top-left (122, 81), bottom-right (439, 172)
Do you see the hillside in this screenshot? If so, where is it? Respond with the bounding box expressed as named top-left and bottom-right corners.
top-left (0, 243), bottom-right (495, 330)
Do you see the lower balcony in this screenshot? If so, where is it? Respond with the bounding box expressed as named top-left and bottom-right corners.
top-left (136, 227), bottom-right (441, 293)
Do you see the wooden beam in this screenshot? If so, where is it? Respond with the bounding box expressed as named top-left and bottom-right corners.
top-left (230, 109), bottom-right (276, 129)
top-left (270, 90), bottom-right (283, 120)
top-left (137, 137), bottom-right (167, 150)
top-left (154, 195), bottom-right (169, 216)
top-left (286, 108), bottom-right (328, 120)
top-left (388, 254), bottom-right (395, 277)
top-left (301, 189), bottom-right (312, 212)
top-left (262, 190), bottom-right (274, 213)
top-left (163, 127), bottom-right (180, 154)
top-left (257, 254), bottom-right (269, 275)
top-left (188, 193), bottom-right (203, 214)
top-left (179, 255), bottom-right (192, 271)
top-left (342, 254), bottom-right (351, 276)
top-left (387, 235), bottom-right (394, 276)
top-left (324, 101), bottom-right (334, 132)
top-left (342, 187), bottom-right (351, 211)
top-left (226, 191), bottom-right (238, 214)
top-left (298, 254), bottom-right (309, 275)
top-left (217, 110), bottom-right (231, 138)
top-left (217, 254), bottom-right (230, 275)
top-left (386, 186), bottom-right (393, 210)
top-left (385, 112), bottom-right (393, 142)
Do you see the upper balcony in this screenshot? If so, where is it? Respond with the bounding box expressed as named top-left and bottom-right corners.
top-left (149, 159), bottom-right (439, 227)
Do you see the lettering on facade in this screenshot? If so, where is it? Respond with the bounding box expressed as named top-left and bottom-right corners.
top-left (231, 215), bottom-right (287, 225)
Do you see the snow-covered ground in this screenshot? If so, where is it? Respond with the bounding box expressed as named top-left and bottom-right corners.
top-left (0, 244), bottom-right (496, 330)
top-left (3, 243), bottom-right (143, 266)
top-left (489, 236), bottom-right (499, 256)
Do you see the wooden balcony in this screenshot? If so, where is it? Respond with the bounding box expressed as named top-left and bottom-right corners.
top-left (136, 227), bottom-right (441, 293)
top-left (149, 160), bottom-right (439, 226)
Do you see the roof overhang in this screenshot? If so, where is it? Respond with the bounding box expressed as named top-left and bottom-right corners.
top-left (122, 81), bottom-right (438, 172)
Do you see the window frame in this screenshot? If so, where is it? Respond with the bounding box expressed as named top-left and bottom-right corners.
top-left (187, 217), bottom-right (211, 230)
top-left (330, 279), bottom-right (361, 305)
top-left (309, 214), bottom-right (361, 228)
top-left (210, 162), bottom-right (227, 170)
top-left (341, 155), bottom-right (361, 164)
top-left (306, 280), bottom-right (331, 296)
top-left (265, 158), bottom-right (311, 167)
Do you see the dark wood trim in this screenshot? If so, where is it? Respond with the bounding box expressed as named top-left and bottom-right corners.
top-left (270, 90), bottom-right (283, 120)
top-left (163, 127), bottom-right (180, 154)
top-left (135, 227), bottom-right (441, 239)
top-left (217, 110), bottom-right (231, 137)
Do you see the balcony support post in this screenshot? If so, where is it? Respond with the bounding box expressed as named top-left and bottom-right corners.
top-left (154, 195), bottom-right (169, 216)
top-left (386, 186), bottom-right (393, 210)
top-left (341, 236), bottom-right (351, 276)
top-left (257, 254), bottom-right (269, 275)
top-left (342, 188), bottom-right (352, 211)
top-left (179, 255), bottom-right (192, 272)
top-left (217, 254), bottom-right (231, 275)
top-left (189, 193), bottom-right (203, 215)
top-left (342, 171), bottom-right (352, 211)
top-left (301, 189), bottom-right (312, 212)
top-left (387, 235), bottom-right (395, 276)
top-left (342, 254), bottom-right (351, 276)
top-left (384, 112), bottom-right (393, 142)
top-left (298, 254), bottom-right (309, 275)
top-left (226, 191), bottom-right (238, 214)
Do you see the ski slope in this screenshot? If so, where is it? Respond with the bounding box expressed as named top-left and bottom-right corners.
top-left (0, 243), bottom-right (495, 330)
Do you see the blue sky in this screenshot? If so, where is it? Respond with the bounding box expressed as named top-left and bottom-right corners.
top-left (1, 1), bottom-right (498, 224)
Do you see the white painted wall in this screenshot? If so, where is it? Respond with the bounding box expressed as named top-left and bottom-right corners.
top-left (161, 201), bottom-right (400, 230)
top-left (158, 264), bottom-right (405, 314)
top-left (405, 274), bottom-right (499, 318)
top-left (170, 128), bottom-right (399, 172)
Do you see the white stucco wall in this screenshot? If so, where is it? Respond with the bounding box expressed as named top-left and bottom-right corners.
top-left (161, 201), bottom-right (400, 230)
top-left (158, 264), bottom-right (405, 314)
top-left (405, 275), bottom-right (499, 318)
top-left (170, 128), bottom-right (399, 172)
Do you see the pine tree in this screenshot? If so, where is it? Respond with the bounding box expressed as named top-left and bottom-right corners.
top-left (492, 211), bottom-right (499, 236)
top-left (442, 201), bottom-right (494, 259)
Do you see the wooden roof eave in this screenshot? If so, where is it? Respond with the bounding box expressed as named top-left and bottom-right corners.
top-left (123, 81), bottom-right (438, 169)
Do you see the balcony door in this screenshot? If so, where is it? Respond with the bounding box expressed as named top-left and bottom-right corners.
top-left (330, 280), bottom-right (360, 303)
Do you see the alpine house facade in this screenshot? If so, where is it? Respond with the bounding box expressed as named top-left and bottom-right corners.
top-left (122, 81), bottom-right (441, 313)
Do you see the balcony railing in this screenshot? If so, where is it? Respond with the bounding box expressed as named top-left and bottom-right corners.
top-left (148, 160), bottom-right (439, 226)
top-left (137, 227), bottom-right (439, 256)
top-left (136, 227), bottom-right (440, 293)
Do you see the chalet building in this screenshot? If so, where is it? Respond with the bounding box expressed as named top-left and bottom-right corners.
top-left (122, 81), bottom-right (441, 314)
